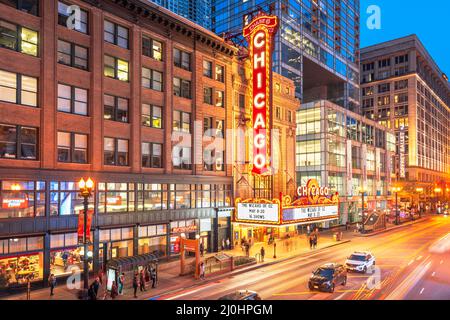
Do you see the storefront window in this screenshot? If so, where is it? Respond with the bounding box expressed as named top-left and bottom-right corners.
top-left (0, 180), bottom-right (45, 219)
top-left (98, 183), bottom-right (135, 213)
top-left (137, 183), bottom-right (167, 211)
top-left (0, 236), bottom-right (44, 288)
top-left (50, 181), bottom-right (93, 216)
top-left (99, 227), bottom-right (134, 260)
top-left (170, 184), bottom-right (191, 209)
top-left (138, 224), bottom-right (167, 257)
top-left (169, 220), bottom-right (197, 255)
top-left (50, 233), bottom-right (92, 277)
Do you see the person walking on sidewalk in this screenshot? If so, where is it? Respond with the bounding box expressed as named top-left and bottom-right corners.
top-left (98, 269), bottom-right (104, 286)
top-left (133, 272), bottom-right (139, 298)
top-left (260, 246), bottom-right (265, 262)
top-left (150, 267), bottom-right (157, 288)
top-left (48, 274), bottom-right (56, 296)
top-left (221, 239), bottom-right (225, 251)
top-left (199, 262), bottom-right (206, 280)
top-left (139, 269), bottom-right (146, 292)
top-left (110, 281), bottom-right (118, 299)
top-left (118, 273), bottom-right (125, 295)
top-left (226, 238), bottom-right (230, 250)
top-left (200, 242), bottom-right (205, 257)
top-left (309, 234), bottom-right (314, 250)
top-left (145, 266), bottom-right (150, 284)
top-left (313, 231), bottom-right (318, 249)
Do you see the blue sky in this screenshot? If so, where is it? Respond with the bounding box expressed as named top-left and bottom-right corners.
top-left (360, 0), bottom-right (450, 75)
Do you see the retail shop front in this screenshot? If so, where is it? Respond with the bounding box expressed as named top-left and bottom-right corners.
top-left (233, 180), bottom-right (340, 244)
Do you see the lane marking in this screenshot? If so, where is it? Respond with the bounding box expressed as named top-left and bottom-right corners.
top-left (419, 288), bottom-right (425, 295)
top-left (407, 259), bottom-right (414, 266)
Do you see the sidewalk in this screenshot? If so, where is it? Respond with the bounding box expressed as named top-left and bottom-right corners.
top-left (4, 227), bottom-right (356, 300)
top-left (355, 215), bottom-right (431, 237)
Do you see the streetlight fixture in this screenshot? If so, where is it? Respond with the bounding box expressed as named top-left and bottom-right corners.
top-left (392, 186), bottom-right (402, 225)
top-left (359, 186), bottom-right (366, 233)
top-left (78, 177), bottom-right (94, 291)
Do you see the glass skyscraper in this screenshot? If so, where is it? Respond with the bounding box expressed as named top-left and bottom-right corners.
top-left (212, 0), bottom-right (360, 112)
top-left (148, 0), bottom-right (212, 29)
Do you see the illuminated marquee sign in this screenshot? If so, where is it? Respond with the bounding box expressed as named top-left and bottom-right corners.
top-left (235, 199), bottom-right (281, 225)
top-left (243, 14), bottom-right (279, 175)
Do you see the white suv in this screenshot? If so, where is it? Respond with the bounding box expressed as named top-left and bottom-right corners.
top-left (345, 251), bottom-right (376, 273)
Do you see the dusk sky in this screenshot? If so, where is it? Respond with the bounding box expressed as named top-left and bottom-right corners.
top-left (360, 0), bottom-right (450, 76)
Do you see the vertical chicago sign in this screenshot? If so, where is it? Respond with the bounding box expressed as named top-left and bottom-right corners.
top-left (243, 14), bottom-right (279, 175)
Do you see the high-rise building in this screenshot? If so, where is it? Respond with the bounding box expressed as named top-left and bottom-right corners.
top-left (360, 35), bottom-right (450, 210)
top-left (148, 0), bottom-right (212, 29)
top-left (212, 0), bottom-right (361, 112)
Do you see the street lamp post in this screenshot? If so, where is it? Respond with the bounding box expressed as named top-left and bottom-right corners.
top-left (392, 187), bottom-right (402, 225)
top-left (359, 187), bottom-right (366, 233)
top-left (78, 177), bottom-right (94, 291)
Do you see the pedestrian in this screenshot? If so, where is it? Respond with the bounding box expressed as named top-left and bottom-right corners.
top-left (226, 238), bottom-right (231, 250)
top-left (110, 281), bottom-right (118, 299)
top-left (221, 239), bottom-right (225, 251)
top-left (200, 242), bottom-right (205, 257)
top-left (48, 274), bottom-right (56, 296)
top-left (133, 272), bottom-right (139, 298)
top-left (260, 246), bottom-right (265, 262)
top-left (245, 243), bottom-right (250, 257)
top-left (145, 266), bottom-right (150, 283)
top-left (88, 283), bottom-right (96, 300)
top-left (346, 221), bottom-right (350, 231)
top-left (98, 268), bottom-right (104, 286)
top-left (150, 267), bottom-right (157, 288)
top-left (118, 273), bottom-right (125, 295)
top-left (309, 234), bottom-right (314, 250)
top-left (139, 269), bottom-right (146, 292)
top-left (306, 225), bottom-right (311, 236)
top-left (313, 233), bottom-right (318, 249)
top-left (199, 262), bottom-right (205, 280)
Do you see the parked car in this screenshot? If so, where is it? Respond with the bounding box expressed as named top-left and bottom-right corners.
top-left (218, 290), bottom-right (262, 300)
top-left (308, 263), bottom-right (347, 293)
top-left (345, 251), bottom-right (376, 273)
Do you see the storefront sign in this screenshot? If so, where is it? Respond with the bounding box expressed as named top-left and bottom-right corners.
top-left (235, 201), bottom-right (280, 224)
top-left (399, 128), bottom-right (406, 179)
top-left (77, 209), bottom-right (94, 244)
top-left (283, 205), bottom-right (339, 223)
top-left (171, 224), bottom-right (197, 234)
top-left (106, 195), bottom-right (122, 206)
top-left (2, 198), bottom-right (28, 209)
top-left (243, 14), bottom-right (278, 175)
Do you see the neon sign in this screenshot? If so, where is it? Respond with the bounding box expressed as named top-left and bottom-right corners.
top-left (243, 14), bottom-right (278, 175)
top-left (2, 198), bottom-right (28, 209)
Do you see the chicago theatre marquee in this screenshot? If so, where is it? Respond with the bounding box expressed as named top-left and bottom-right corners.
top-left (232, 14), bottom-right (340, 243)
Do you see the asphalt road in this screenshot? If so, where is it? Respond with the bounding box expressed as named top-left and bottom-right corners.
top-left (159, 215), bottom-right (450, 300)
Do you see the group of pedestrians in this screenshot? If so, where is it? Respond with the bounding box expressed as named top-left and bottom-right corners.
top-left (132, 266), bottom-right (157, 298)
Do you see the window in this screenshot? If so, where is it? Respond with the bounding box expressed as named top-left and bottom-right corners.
top-left (238, 94), bottom-right (245, 108)
top-left (215, 65), bottom-right (224, 82)
top-left (142, 142), bottom-right (163, 168)
top-left (394, 93), bottom-right (408, 104)
top-left (104, 55), bottom-right (128, 81)
top-left (104, 94), bottom-right (128, 122)
top-left (57, 84), bottom-right (88, 115)
top-left (378, 83), bottom-right (390, 93)
top-left (57, 1), bottom-right (88, 34)
top-left (0, 70), bottom-right (37, 106)
top-left (104, 20), bottom-right (128, 49)
top-left (57, 132), bottom-right (87, 163)
top-left (142, 67), bottom-right (163, 91)
top-left (173, 111), bottom-right (191, 133)
top-left (0, 181), bottom-right (45, 219)
top-left (395, 54), bottom-right (408, 64)
top-left (57, 39), bottom-right (88, 70)
top-left (173, 48), bottom-right (191, 71)
top-left (142, 36), bottom-right (162, 61)
top-left (378, 58), bottom-right (390, 68)
top-left (276, 107), bottom-right (281, 119)
top-left (104, 137), bottom-right (128, 166)
top-left (137, 183), bottom-right (167, 211)
top-left (0, 124), bottom-right (37, 160)
top-left (394, 79), bottom-right (408, 90)
top-left (98, 183), bottom-right (135, 214)
top-left (172, 146), bottom-right (191, 170)
top-left (377, 95), bottom-right (390, 106)
top-left (215, 90), bottom-right (224, 107)
top-left (362, 87), bottom-right (374, 96)
top-left (141, 104), bottom-right (162, 128)
top-left (173, 77), bottom-right (191, 99)
top-left (203, 119), bottom-right (224, 171)
top-left (203, 87), bottom-right (213, 104)
top-left (203, 60), bottom-right (212, 78)
top-left (0, 0), bottom-right (39, 16)
top-left (0, 20), bottom-right (38, 56)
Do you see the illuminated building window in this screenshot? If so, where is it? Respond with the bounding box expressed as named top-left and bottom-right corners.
top-left (57, 131), bottom-right (87, 163)
top-left (215, 65), bottom-right (224, 82)
top-left (104, 94), bottom-right (128, 123)
top-left (98, 184), bottom-right (135, 214)
top-left (104, 137), bottom-right (129, 166)
top-left (142, 36), bottom-right (163, 61)
top-left (0, 20), bottom-right (38, 56)
top-left (0, 69), bottom-right (38, 106)
top-left (57, 84), bottom-right (88, 115)
top-left (203, 87), bottom-right (213, 104)
top-left (141, 103), bottom-right (162, 129)
top-left (0, 181), bottom-right (45, 219)
top-left (104, 55), bottom-right (128, 81)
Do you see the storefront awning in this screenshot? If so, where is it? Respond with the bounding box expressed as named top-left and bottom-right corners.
top-left (106, 253), bottom-right (158, 272)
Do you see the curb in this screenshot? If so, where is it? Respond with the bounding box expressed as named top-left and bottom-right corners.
top-left (148, 239), bottom-right (352, 299)
top-left (354, 217), bottom-right (432, 237)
